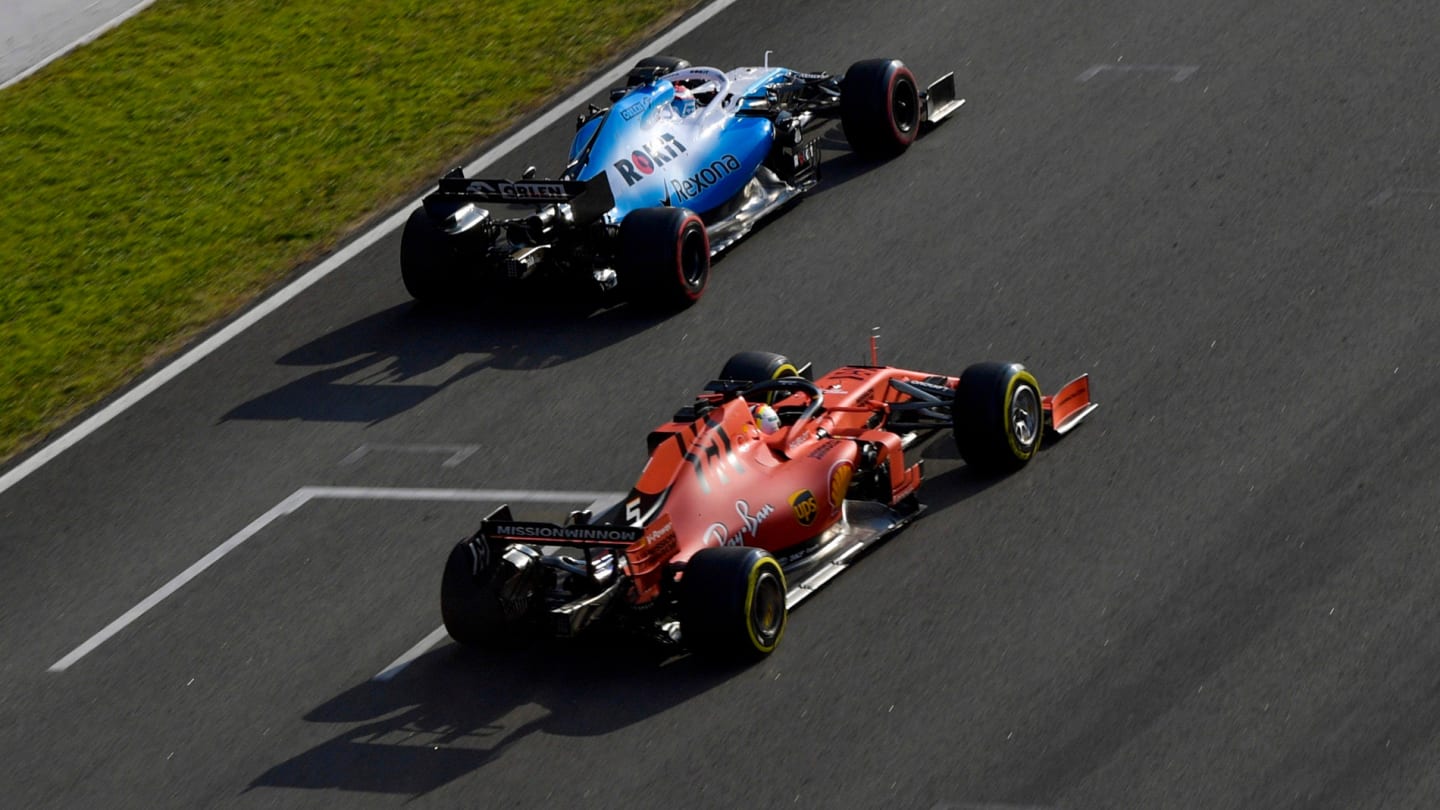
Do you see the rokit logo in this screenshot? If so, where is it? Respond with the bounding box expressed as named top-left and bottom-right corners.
top-left (613, 133), bottom-right (687, 186)
top-left (669, 155), bottom-right (741, 203)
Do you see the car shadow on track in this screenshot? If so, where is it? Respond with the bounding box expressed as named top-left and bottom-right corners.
top-left (243, 441), bottom-right (1039, 798)
top-left (912, 429), bottom-right (1084, 515)
top-left (804, 128), bottom-right (911, 200)
top-left (246, 635), bottom-right (740, 797)
top-left (221, 293), bottom-right (664, 423)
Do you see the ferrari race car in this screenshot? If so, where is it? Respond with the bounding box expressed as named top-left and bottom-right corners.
top-left (401, 54), bottom-right (964, 309)
top-left (441, 349), bottom-right (1097, 662)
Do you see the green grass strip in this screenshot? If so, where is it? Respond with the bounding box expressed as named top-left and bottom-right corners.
top-left (0, 0), bottom-right (696, 462)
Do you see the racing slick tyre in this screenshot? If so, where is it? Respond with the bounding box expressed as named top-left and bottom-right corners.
top-left (719, 351), bottom-right (800, 405)
top-left (718, 351), bottom-right (799, 383)
top-left (952, 362), bottom-right (1043, 474)
top-left (840, 58), bottom-right (921, 159)
top-left (680, 547), bottom-right (787, 661)
top-left (440, 538), bottom-right (538, 649)
top-left (620, 206), bottom-right (710, 310)
top-left (401, 208), bottom-right (470, 303)
top-left (629, 55), bottom-right (691, 84)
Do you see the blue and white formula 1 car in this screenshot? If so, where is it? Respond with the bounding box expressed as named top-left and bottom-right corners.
top-left (400, 54), bottom-right (964, 309)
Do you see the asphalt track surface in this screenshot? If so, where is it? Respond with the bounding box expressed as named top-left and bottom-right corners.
top-left (2, 1), bottom-right (1438, 807)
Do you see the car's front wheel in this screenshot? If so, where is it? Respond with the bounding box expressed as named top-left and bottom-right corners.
top-left (952, 362), bottom-right (1044, 474)
top-left (718, 351), bottom-right (799, 383)
top-left (628, 55), bottom-right (691, 84)
top-left (840, 58), bottom-right (921, 159)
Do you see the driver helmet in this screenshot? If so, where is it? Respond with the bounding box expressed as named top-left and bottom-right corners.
top-left (672, 83), bottom-right (696, 117)
top-left (752, 403), bottom-right (781, 435)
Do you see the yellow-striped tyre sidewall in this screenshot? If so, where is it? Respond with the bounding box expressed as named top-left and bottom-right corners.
top-left (743, 556), bottom-right (787, 654)
top-left (1003, 369), bottom-right (1043, 462)
top-left (763, 362), bottom-right (799, 404)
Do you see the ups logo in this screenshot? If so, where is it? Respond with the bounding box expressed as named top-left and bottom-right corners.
top-left (789, 489), bottom-right (818, 527)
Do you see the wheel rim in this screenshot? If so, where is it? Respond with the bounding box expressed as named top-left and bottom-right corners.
top-left (1011, 385), bottom-right (1040, 450)
top-left (892, 77), bottom-right (918, 135)
top-left (749, 569), bottom-right (785, 647)
top-left (678, 225), bottom-right (708, 290)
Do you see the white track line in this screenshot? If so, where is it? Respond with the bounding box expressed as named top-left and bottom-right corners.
top-left (0, 0), bottom-right (739, 499)
top-left (49, 486), bottom-right (625, 672)
top-left (1074, 63), bottom-right (1199, 83)
top-left (374, 625), bottom-right (449, 682)
top-left (1, 1), bottom-right (160, 91)
top-left (47, 489), bottom-right (310, 672)
top-left (339, 443), bottom-right (482, 467)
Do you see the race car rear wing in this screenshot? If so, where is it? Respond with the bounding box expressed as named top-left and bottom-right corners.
top-left (479, 504), bottom-right (642, 549)
top-left (429, 172), bottom-right (616, 223)
top-left (478, 505), bottom-right (673, 589)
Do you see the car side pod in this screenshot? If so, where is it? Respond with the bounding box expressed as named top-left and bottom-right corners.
top-left (921, 72), bottom-right (966, 127)
top-left (1044, 374), bottom-right (1098, 436)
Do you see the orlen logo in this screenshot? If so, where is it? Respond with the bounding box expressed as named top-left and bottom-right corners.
top-left (669, 154), bottom-right (741, 203)
top-left (613, 133), bottom-right (687, 186)
top-left (462, 179), bottom-right (568, 200)
top-left (828, 460), bottom-right (854, 507)
top-left (789, 489), bottom-right (818, 527)
top-left (617, 98), bottom-right (648, 121)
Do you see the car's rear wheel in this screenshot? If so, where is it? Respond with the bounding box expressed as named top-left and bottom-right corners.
top-left (840, 58), bottom-right (921, 159)
top-left (680, 547), bottom-right (787, 661)
top-left (952, 362), bottom-right (1043, 474)
top-left (440, 538), bottom-right (539, 649)
top-left (401, 208), bottom-right (469, 303)
top-left (620, 206), bottom-right (710, 310)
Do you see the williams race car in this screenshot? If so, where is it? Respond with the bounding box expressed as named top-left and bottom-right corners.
top-left (402, 54), bottom-right (964, 308)
top-left (441, 349), bottom-right (1096, 662)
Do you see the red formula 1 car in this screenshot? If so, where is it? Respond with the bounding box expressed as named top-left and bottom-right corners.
top-left (441, 350), bottom-right (1096, 661)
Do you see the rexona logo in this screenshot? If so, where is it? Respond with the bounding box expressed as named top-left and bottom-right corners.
top-left (612, 133), bottom-right (687, 186)
top-left (789, 489), bottom-right (818, 527)
top-left (669, 155), bottom-right (742, 203)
